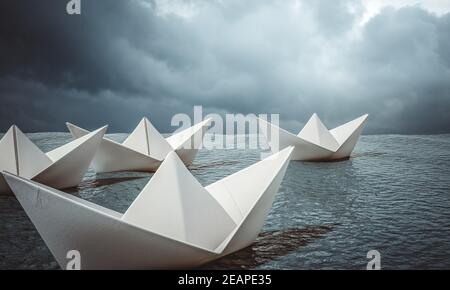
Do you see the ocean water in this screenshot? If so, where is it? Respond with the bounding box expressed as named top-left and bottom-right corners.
top-left (0, 133), bottom-right (450, 270)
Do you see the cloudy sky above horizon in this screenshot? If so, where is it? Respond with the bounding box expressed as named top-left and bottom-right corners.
top-left (0, 0), bottom-right (449, 134)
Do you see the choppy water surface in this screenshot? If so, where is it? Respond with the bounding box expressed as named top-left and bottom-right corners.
top-left (1, 133), bottom-right (450, 269)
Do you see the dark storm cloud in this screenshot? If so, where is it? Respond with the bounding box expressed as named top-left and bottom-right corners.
top-left (0, 0), bottom-right (449, 133)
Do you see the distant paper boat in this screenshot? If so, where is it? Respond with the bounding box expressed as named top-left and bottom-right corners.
top-left (0, 125), bottom-right (107, 195)
top-left (259, 114), bottom-right (368, 161)
top-left (3, 146), bottom-right (293, 269)
top-left (66, 117), bottom-right (211, 173)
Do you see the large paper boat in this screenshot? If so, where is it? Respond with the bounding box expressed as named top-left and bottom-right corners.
top-left (66, 117), bottom-right (211, 173)
top-left (0, 125), bottom-right (107, 195)
top-left (2, 146), bottom-right (293, 269)
top-left (259, 113), bottom-right (368, 161)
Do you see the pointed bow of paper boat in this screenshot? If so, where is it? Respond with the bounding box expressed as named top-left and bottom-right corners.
top-left (258, 114), bottom-right (368, 161)
top-left (2, 146), bottom-right (293, 269)
top-left (0, 125), bottom-right (107, 195)
top-left (66, 117), bottom-right (212, 173)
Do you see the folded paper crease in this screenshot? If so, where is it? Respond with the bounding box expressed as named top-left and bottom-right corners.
top-left (259, 114), bottom-right (368, 161)
top-left (3, 146), bottom-right (293, 269)
top-left (66, 117), bottom-right (211, 173)
top-left (0, 125), bottom-right (107, 194)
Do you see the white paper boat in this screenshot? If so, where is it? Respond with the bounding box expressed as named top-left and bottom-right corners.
top-left (66, 117), bottom-right (211, 173)
top-left (0, 125), bottom-right (107, 195)
top-left (259, 114), bottom-right (368, 161)
top-left (2, 146), bottom-right (293, 269)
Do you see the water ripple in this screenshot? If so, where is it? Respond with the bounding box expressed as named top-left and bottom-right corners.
top-left (1, 133), bottom-right (450, 269)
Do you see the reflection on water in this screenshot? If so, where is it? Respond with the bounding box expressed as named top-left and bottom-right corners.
top-left (203, 225), bottom-right (336, 269)
top-left (65, 176), bottom-right (147, 193)
top-left (189, 160), bottom-right (241, 171)
top-left (1, 133), bottom-right (450, 269)
top-left (351, 151), bottom-right (386, 158)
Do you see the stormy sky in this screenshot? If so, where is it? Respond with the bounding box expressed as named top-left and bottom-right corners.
top-left (0, 0), bottom-right (449, 134)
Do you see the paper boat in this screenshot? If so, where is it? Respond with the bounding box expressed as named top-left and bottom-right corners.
top-left (259, 114), bottom-right (368, 161)
top-left (2, 146), bottom-right (293, 269)
top-left (66, 117), bottom-right (211, 173)
top-left (0, 125), bottom-right (107, 195)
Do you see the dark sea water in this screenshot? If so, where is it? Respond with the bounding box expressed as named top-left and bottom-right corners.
top-left (1, 133), bottom-right (450, 270)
